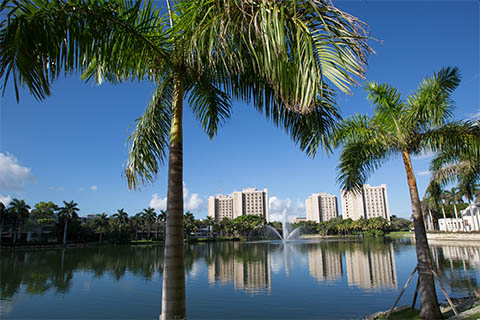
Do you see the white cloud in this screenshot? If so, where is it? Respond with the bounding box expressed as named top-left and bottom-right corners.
top-left (90, 185), bottom-right (98, 191)
top-left (412, 151), bottom-right (435, 160)
top-left (185, 193), bottom-right (203, 211)
top-left (149, 182), bottom-right (204, 212)
top-left (0, 153), bottom-right (35, 191)
top-left (417, 170), bottom-right (431, 176)
top-left (0, 195), bottom-right (12, 205)
top-left (268, 196), bottom-right (305, 222)
top-left (149, 193), bottom-right (167, 211)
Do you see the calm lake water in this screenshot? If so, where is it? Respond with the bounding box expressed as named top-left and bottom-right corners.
top-left (1, 239), bottom-right (479, 319)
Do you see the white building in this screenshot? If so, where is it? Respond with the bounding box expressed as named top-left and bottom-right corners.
top-left (208, 188), bottom-right (269, 222)
top-left (341, 184), bottom-right (390, 221)
top-left (438, 203), bottom-right (480, 232)
top-left (305, 193), bottom-right (339, 223)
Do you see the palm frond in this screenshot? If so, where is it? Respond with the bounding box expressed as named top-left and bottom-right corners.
top-left (421, 120), bottom-right (480, 156)
top-left (365, 81), bottom-right (404, 133)
top-left (176, 0), bottom-right (373, 113)
top-left (331, 113), bottom-right (374, 147)
top-left (337, 138), bottom-right (397, 192)
top-left (125, 78), bottom-right (173, 190)
top-left (185, 72), bottom-right (232, 139)
top-left (405, 66), bottom-right (461, 129)
top-left (0, 0), bottom-right (170, 101)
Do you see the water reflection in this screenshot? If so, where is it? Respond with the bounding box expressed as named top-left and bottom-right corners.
top-left (430, 244), bottom-right (479, 294)
top-left (308, 244), bottom-right (343, 282)
top-left (1, 240), bottom-right (479, 316)
top-left (207, 242), bottom-right (271, 294)
top-left (0, 245), bottom-right (164, 300)
top-left (344, 242), bottom-right (397, 290)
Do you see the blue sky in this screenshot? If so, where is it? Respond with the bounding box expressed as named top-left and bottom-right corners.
top-left (0, 0), bottom-right (478, 220)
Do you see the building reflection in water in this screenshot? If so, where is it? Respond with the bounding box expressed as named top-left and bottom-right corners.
top-left (207, 243), bottom-right (271, 294)
top-left (308, 246), bottom-right (342, 282)
top-left (345, 243), bottom-right (397, 289)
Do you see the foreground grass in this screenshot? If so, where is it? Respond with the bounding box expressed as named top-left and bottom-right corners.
top-left (463, 311), bottom-right (480, 320)
top-left (382, 308), bottom-right (420, 320)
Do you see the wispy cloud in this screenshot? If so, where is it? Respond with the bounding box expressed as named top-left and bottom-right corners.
top-left (0, 153), bottom-right (35, 191)
top-left (0, 194), bottom-right (12, 205)
top-left (90, 185), bottom-right (98, 191)
top-left (466, 109), bottom-right (480, 120)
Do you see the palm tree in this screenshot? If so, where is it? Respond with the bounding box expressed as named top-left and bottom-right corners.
top-left (1, 1), bottom-right (372, 318)
top-left (183, 211), bottom-right (196, 239)
top-left (7, 199), bottom-right (31, 244)
top-left (58, 201), bottom-right (79, 244)
top-left (158, 210), bottom-right (167, 240)
top-left (333, 67), bottom-right (478, 319)
top-left (112, 209), bottom-right (129, 232)
top-left (142, 208), bottom-right (157, 240)
top-left (442, 187), bottom-right (463, 231)
top-left (129, 213), bottom-right (143, 241)
top-left (94, 213), bottom-right (109, 242)
top-left (425, 181), bottom-right (448, 231)
top-left (0, 201), bottom-right (8, 245)
top-left (431, 146), bottom-right (480, 231)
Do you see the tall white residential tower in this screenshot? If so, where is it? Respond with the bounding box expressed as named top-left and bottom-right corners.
top-left (305, 193), bottom-right (339, 223)
top-left (208, 188), bottom-right (269, 222)
top-left (341, 184), bottom-right (390, 221)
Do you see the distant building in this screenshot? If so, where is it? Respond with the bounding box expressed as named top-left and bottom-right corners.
top-left (208, 188), bottom-right (269, 222)
top-left (305, 193), bottom-right (338, 223)
top-left (341, 184), bottom-right (390, 221)
top-left (438, 204), bottom-right (480, 232)
top-left (292, 217), bottom-right (307, 224)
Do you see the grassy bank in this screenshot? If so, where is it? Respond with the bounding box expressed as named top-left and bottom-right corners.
top-left (385, 231), bottom-right (414, 239)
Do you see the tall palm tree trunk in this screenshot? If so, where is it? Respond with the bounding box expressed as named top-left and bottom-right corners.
top-left (63, 220), bottom-right (68, 245)
top-left (441, 203), bottom-right (448, 232)
top-left (161, 73), bottom-right (186, 320)
top-left (401, 151), bottom-right (442, 319)
top-left (453, 203), bottom-right (460, 231)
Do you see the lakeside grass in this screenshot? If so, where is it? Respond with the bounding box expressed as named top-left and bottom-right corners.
top-left (385, 231), bottom-right (414, 239)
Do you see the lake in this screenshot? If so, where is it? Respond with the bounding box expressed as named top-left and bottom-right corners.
top-left (1, 238), bottom-right (479, 319)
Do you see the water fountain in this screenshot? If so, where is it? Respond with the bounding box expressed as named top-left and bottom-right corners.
top-left (249, 209), bottom-right (304, 241)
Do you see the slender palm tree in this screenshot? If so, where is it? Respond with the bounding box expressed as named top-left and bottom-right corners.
top-left (0, 201), bottom-right (8, 245)
top-left (333, 67), bottom-right (478, 319)
top-left (7, 199), bottom-right (31, 244)
top-left (1, 1), bottom-right (372, 318)
top-left (141, 207), bottom-right (156, 240)
top-left (425, 181), bottom-right (448, 231)
top-left (442, 187), bottom-right (464, 231)
top-left (129, 213), bottom-right (143, 241)
top-left (112, 209), bottom-right (129, 232)
top-left (431, 145), bottom-right (480, 231)
top-left (94, 213), bottom-right (109, 242)
top-left (58, 201), bottom-right (80, 244)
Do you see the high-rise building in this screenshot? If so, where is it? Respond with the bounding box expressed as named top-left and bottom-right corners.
top-left (305, 193), bottom-right (339, 223)
top-left (208, 188), bottom-right (269, 222)
top-left (341, 184), bottom-right (390, 221)
top-left (208, 195), bottom-right (234, 222)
